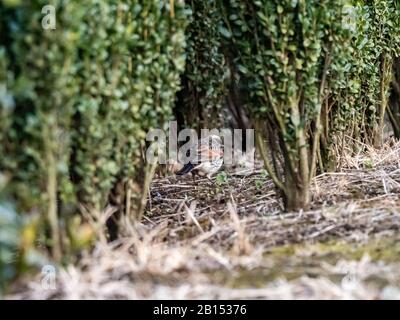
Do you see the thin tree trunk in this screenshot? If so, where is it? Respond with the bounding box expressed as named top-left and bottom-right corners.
top-left (284, 168), bottom-right (311, 211)
top-left (46, 145), bottom-right (61, 261)
top-left (373, 54), bottom-right (393, 147)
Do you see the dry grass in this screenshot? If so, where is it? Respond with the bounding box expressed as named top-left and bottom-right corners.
top-left (7, 140), bottom-right (400, 300)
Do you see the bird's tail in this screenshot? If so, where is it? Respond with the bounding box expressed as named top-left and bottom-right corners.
top-left (176, 162), bottom-right (195, 175)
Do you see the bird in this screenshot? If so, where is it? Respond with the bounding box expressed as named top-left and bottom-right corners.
top-left (176, 134), bottom-right (223, 180)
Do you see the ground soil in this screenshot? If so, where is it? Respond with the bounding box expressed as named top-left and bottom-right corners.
top-left (7, 140), bottom-right (400, 299)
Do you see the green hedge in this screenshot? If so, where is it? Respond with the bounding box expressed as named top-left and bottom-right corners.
top-left (218, 0), bottom-right (400, 210)
top-left (177, 0), bottom-right (227, 130)
top-left (220, 0), bottom-right (352, 210)
top-left (337, 1), bottom-right (399, 147)
top-left (69, 1), bottom-right (189, 217)
top-left (1, 0), bottom-right (79, 260)
top-left (0, 0), bottom-right (189, 266)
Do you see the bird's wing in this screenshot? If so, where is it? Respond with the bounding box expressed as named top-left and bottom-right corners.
top-left (196, 135), bottom-right (223, 161)
top-left (196, 146), bottom-right (222, 162)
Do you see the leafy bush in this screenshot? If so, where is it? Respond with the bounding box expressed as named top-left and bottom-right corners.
top-left (218, 0), bottom-right (400, 210)
top-left (69, 1), bottom-right (189, 222)
top-left (0, 0), bottom-right (190, 261)
top-left (0, 0), bottom-right (79, 259)
top-left (177, 0), bottom-right (227, 130)
top-left (343, 0), bottom-right (400, 146)
top-left (221, 0), bottom-right (352, 210)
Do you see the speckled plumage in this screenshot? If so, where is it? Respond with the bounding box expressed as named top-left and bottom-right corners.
top-left (176, 135), bottom-right (223, 179)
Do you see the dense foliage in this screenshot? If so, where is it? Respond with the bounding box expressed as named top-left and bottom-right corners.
top-left (216, 0), bottom-right (400, 209)
top-left (176, 0), bottom-right (227, 130)
top-left (0, 0), bottom-right (189, 290)
top-left (1, 0), bottom-right (399, 294)
top-left (315, 0), bottom-right (400, 166)
top-left (337, 0), bottom-right (400, 147)
top-left (220, 0), bottom-right (353, 209)
top-left (69, 1), bottom-right (189, 219)
top-left (0, 0), bottom-right (80, 262)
